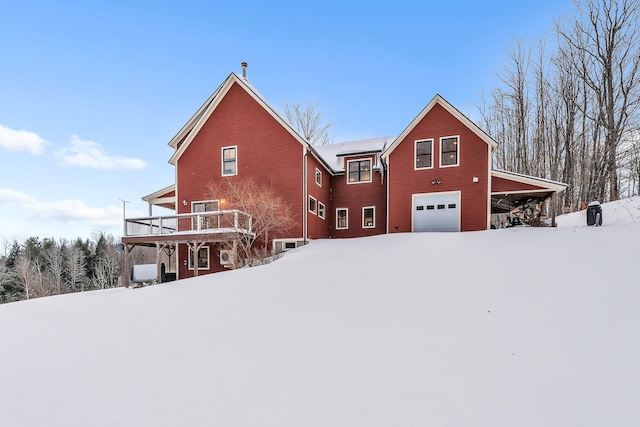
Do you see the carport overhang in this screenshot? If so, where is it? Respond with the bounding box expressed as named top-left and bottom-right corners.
top-left (490, 170), bottom-right (568, 225)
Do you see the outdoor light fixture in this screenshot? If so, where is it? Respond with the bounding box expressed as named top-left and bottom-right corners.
top-left (431, 179), bottom-right (442, 185)
top-left (183, 200), bottom-right (188, 205)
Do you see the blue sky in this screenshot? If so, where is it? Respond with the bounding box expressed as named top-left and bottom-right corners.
top-left (0, 0), bottom-right (573, 242)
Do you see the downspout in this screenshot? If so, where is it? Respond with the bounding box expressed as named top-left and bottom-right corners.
top-left (303, 145), bottom-right (308, 245)
top-left (381, 155), bottom-right (389, 234)
top-left (383, 156), bottom-right (390, 234)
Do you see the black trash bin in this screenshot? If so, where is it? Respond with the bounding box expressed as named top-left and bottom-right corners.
top-left (586, 201), bottom-right (602, 226)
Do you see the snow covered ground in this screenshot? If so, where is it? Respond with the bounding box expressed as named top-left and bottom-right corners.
top-left (1, 198), bottom-right (640, 426)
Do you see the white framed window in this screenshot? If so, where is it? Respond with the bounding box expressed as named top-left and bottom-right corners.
top-left (336, 208), bottom-right (348, 229)
top-left (315, 168), bottom-right (322, 186)
top-left (318, 202), bottom-right (326, 219)
top-left (440, 136), bottom-right (459, 167)
top-left (309, 195), bottom-right (317, 215)
top-left (222, 146), bottom-right (237, 176)
top-left (192, 200), bottom-right (219, 229)
top-left (347, 159), bottom-right (372, 184)
top-left (415, 139), bottom-right (434, 169)
top-left (188, 246), bottom-right (210, 270)
top-left (362, 206), bottom-right (375, 228)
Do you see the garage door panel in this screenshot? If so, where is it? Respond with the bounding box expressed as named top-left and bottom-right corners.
top-left (413, 192), bottom-right (460, 232)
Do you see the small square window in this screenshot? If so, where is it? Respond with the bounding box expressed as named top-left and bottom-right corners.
top-left (347, 159), bottom-right (371, 183)
top-left (188, 247), bottom-right (210, 270)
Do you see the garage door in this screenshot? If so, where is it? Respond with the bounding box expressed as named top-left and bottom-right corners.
top-left (413, 192), bottom-right (460, 232)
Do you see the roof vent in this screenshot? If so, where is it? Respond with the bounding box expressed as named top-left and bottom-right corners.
top-left (241, 62), bottom-right (248, 79)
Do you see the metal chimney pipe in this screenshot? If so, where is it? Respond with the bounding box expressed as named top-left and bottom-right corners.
top-left (241, 62), bottom-right (248, 79)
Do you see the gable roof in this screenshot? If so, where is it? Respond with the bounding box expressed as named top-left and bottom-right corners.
top-left (167, 72), bottom-right (321, 166)
top-left (313, 137), bottom-right (394, 172)
top-left (381, 94), bottom-right (498, 160)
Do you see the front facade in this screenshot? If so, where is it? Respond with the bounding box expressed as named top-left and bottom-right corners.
top-left (122, 65), bottom-right (566, 282)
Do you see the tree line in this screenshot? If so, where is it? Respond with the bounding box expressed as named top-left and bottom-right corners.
top-left (479, 0), bottom-right (640, 211)
top-left (0, 232), bottom-right (154, 303)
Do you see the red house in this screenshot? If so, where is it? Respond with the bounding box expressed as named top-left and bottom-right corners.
top-left (122, 64), bottom-right (566, 283)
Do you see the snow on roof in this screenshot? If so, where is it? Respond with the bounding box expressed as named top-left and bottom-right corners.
top-left (313, 137), bottom-right (395, 172)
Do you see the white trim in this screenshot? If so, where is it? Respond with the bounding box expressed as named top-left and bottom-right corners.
top-left (381, 94), bottom-right (498, 162)
top-left (491, 169), bottom-right (568, 193)
top-left (221, 145), bottom-right (237, 176)
top-left (411, 191), bottom-right (461, 232)
top-left (315, 168), bottom-right (322, 187)
top-left (169, 73), bottom-right (313, 166)
top-left (318, 201), bottom-right (326, 220)
top-left (336, 208), bottom-right (348, 230)
top-left (308, 195), bottom-right (317, 215)
top-left (362, 206), bottom-right (375, 228)
top-left (414, 138), bottom-right (434, 170)
top-left (439, 135), bottom-right (460, 168)
top-left (346, 158), bottom-right (372, 185)
top-left (188, 246), bottom-right (210, 270)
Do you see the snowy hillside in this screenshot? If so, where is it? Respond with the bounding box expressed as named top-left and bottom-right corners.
top-left (1, 199), bottom-right (640, 426)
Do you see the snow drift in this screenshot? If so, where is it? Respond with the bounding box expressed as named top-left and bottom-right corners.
top-left (1, 197), bottom-right (640, 426)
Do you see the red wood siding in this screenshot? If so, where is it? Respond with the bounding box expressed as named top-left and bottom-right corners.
top-left (387, 103), bottom-right (489, 232)
top-left (491, 176), bottom-right (546, 192)
top-left (329, 154), bottom-right (387, 238)
top-left (306, 154), bottom-right (331, 239)
top-left (175, 82), bottom-right (305, 269)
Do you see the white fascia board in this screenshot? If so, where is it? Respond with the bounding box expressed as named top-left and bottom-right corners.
top-left (169, 73), bottom-right (312, 166)
top-left (142, 184), bottom-right (176, 202)
top-left (491, 170), bottom-right (568, 193)
top-left (381, 94), bottom-right (498, 161)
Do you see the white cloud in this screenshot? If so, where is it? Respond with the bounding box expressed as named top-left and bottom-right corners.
top-left (0, 124), bottom-right (47, 154)
top-left (56, 135), bottom-right (146, 170)
top-left (0, 188), bottom-right (122, 228)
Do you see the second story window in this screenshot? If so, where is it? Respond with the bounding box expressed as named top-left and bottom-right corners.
top-left (315, 168), bottom-right (322, 186)
top-left (415, 139), bottom-right (433, 169)
top-left (440, 136), bottom-right (459, 167)
top-left (222, 146), bottom-right (237, 176)
top-left (347, 159), bottom-right (371, 184)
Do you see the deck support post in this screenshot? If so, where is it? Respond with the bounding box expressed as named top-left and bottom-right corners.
top-left (551, 192), bottom-right (557, 228)
top-left (124, 244), bottom-right (131, 288)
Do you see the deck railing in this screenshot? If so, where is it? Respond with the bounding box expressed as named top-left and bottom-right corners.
top-left (124, 210), bottom-right (253, 237)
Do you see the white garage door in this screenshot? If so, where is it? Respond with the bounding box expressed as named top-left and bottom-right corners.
top-left (413, 192), bottom-right (460, 232)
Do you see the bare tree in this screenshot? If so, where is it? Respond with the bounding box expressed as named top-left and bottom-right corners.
top-left (208, 178), bottom-right (296, 267)
top-left (556, 0), bottom-right (640, 201)
top-left (66, 246), bottom-right (86, 292)
top-left (283, 101), bottom-right (334, 145)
